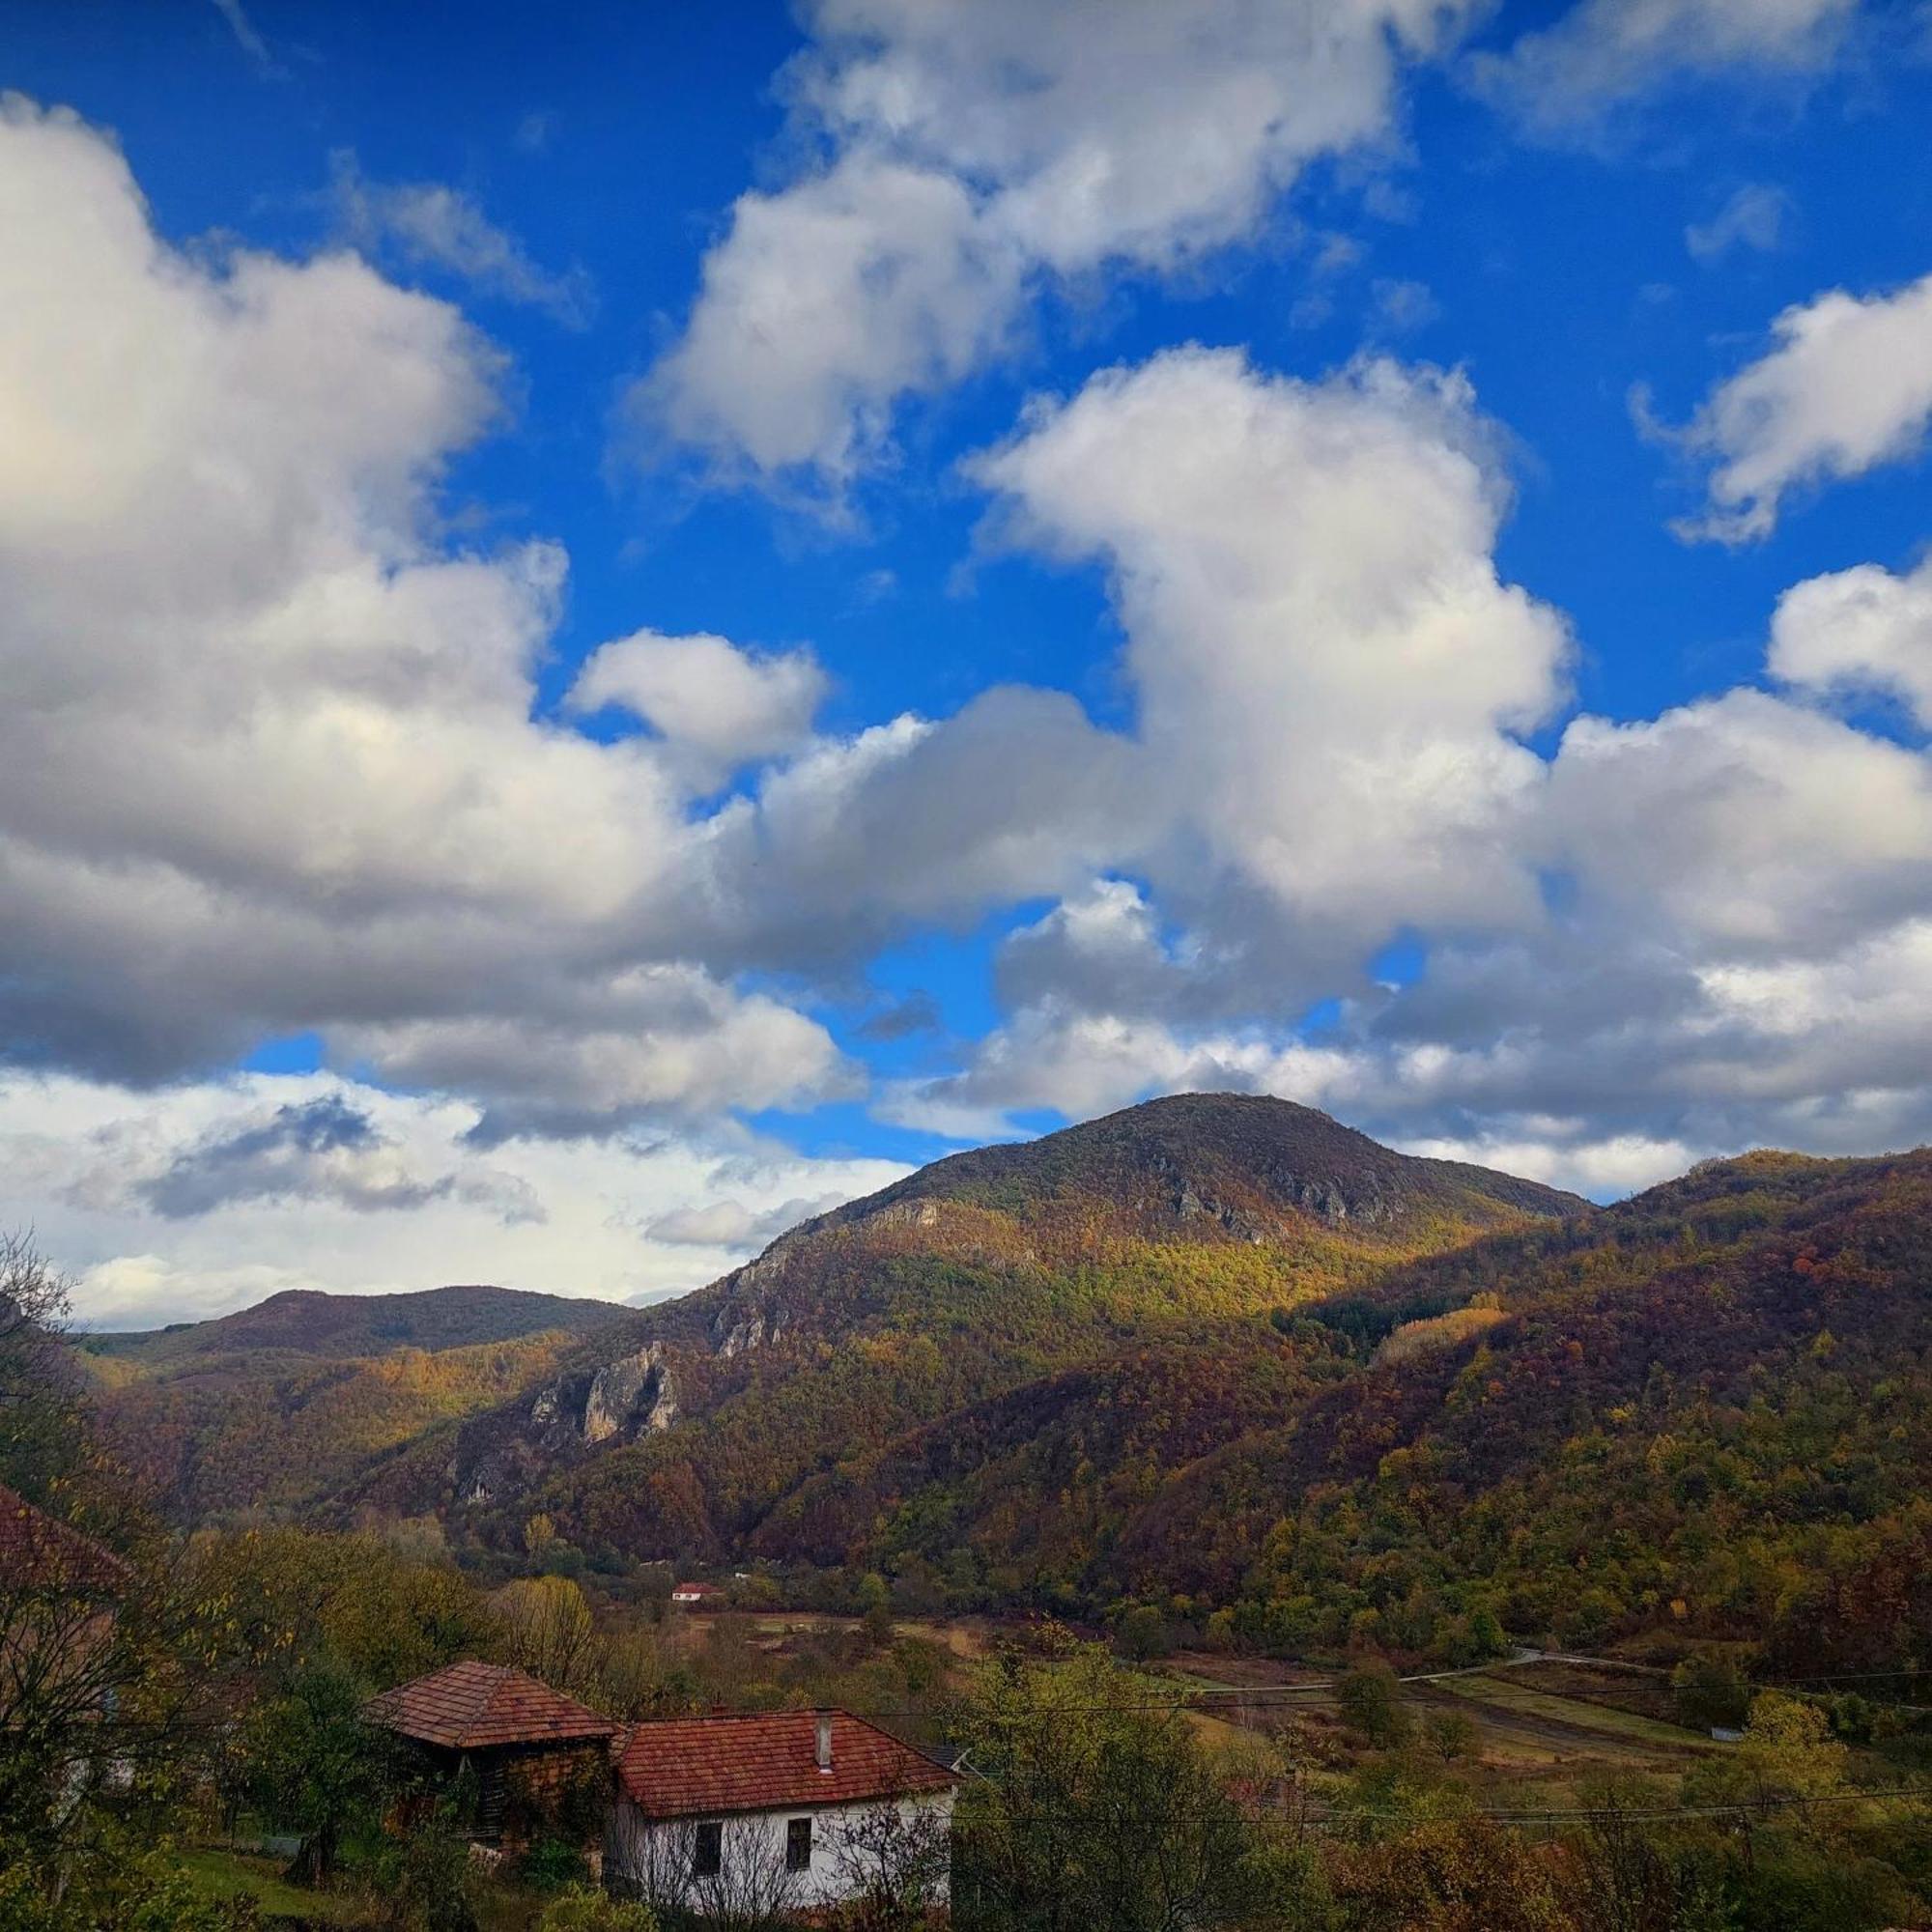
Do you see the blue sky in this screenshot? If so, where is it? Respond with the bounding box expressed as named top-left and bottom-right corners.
top-left (5, 0), bottom-right (1932, 1322)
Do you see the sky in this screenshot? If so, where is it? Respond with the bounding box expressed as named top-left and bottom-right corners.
top-left (5, 0), bottom-right (1932, 1326)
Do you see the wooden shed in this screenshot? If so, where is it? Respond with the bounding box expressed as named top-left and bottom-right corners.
top-left (363, 1660), bottom-right (614, 1851)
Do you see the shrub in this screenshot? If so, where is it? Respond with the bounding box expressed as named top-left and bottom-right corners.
top-left (535, 1887), bottom-right (659, 1932)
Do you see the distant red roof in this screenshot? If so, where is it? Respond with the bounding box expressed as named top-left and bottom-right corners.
top-left (364, 1660), bottom-right (615, 1750)
top-left (615, 1710), bottom-right (957, 1819)
top-left (0, 1482), bottom-right (128, 1593)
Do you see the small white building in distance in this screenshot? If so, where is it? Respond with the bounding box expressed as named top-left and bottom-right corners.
top-left (608, 1708), bottom-right (959, 1918)
top-left (669, 1580), bottom-right (723, 1606)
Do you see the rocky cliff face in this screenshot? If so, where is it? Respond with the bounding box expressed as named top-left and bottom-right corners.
top-left (528, 1344), bottom-right (677, 1448)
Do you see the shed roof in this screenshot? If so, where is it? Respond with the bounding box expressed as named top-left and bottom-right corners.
top-left (364, 1660), bottom-right (614, 1750)
top-left (614, 1709), bottom-right (957, 1820)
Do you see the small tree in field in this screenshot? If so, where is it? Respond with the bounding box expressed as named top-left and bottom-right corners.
top-left (1337, 1660), bottom-right (1412, 1749)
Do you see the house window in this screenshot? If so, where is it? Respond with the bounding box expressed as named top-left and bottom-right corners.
top-left (786, 1816), bottom-right (812, 1872)
top-left (693, 1820), bottom-right (723, 1879)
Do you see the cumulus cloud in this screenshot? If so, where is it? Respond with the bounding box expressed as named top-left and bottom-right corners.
top-left (970, 347), bottom-right (1570, 982)
top-left (1471, 0), bottom-right (1861, 133)
top-left (1771, 553), bottom-right (1932, 728)
top-left (645, 1193), bottom-right (847, 1248)
top-left (881, 351), bottom-right (1932, 1194)
top-left (569, 631), bottom-right (828, 789)
top-left (2, 1071), bottom-right (904, 1326)
top-left (647, 153), bottom-right (1023, 487)
top-left (1662, 270), bottom-right (1932, 542)
top-left (1686, 182), bottom-right (1792, 261)
top-left (642, 0), bottom-right (1484, 489)
top-left (0, 98), bottom-right (863, 1132)
top-left (331, 153), bottom-right (596, 326)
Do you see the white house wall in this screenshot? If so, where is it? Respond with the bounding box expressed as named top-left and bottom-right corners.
top-left (609, 1791), bottom-right (954, 1915)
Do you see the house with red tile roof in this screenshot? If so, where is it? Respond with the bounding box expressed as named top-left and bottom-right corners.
top-left (364, 1660), bottom-right (615, 1852)
top-left (608, 1707), bottom-right (959, 1918)
top-left (0, 1480), bottom-right (134, 1804)
top-left (0, 1482), bottom-right (128, 1595)
top-left (669, 1580), bottom-right (724, 1605)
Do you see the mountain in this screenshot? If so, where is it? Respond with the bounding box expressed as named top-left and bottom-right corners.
top-left (80, 1284), bottom-right (625, 1365)
top-left (1101, 1146), bottom-right (1932, 1673)
top-left (75, 1099), bottom-right (1932, 1673)
top-left (339, 1094), bottom-right (1585, 1564)
top-left (76, 1285), bottom-right (630, 1520)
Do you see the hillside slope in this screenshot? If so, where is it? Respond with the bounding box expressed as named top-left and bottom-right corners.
top-left (696, 1149), bottom-right (1930, 1673)
top-left (81, 1284), bottom-right (624, 1366)
top-left (1094, 1149), bottom-right (1932, 1668)
top-left (342, 1094), bottom-right (1584, 1563)
top-left (77, 1285), bottom-right (630, 1520)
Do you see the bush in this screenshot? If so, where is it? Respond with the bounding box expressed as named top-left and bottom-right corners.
top-left (522, 1838), bottom-right (590, 1892)
top-left (535, 1887), bottom-right (659, 1932)
top-left (1114, 1604), bottom-right (1170, 1662)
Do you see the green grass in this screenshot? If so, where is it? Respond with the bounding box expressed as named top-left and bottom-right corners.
top-left (180, 1848), bottom-right (375, 1923)
top-left (1436, 1671), bottom-right (1719, 1750)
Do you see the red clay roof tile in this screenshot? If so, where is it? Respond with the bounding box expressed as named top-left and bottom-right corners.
top-left (615, 1709), bottom-right (957, 1819)
top-left (364, 1660), bottom-right (614, 1749)
top-left (0, 1482), bottom-right (128, 1592)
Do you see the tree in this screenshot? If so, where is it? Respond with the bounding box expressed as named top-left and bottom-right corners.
top-left (827, 1802), bottom-right (952, 1930)
top-left (1421, 1710), bottom-right (1479, 1764)
top-left (1114, 1604), bottom-right (1170, 1662)
top-left (859, 1572), bottom-right (895, 1649)
top-left (242, 1659), bottom-right (396, 1884)
top-left (954, 1635), bottom-right (1294, 1932)
top-left (1337, 1660), bottom-right (1412, 1749)
top-left (380, 1800), bottom-right (478, 1932)
top-left (1557, 1773), bottom-right (1678, 1932)
top-left (1336, 1817), bottom-right (1576, 1932)
top-left (497, 1576), bottom-right (598, 1692)
top-left (0, 1234), bottom-right (78, 1493)
top-left (1736, 1692), bottom-right (1847, 1808)
top-left (1670, 1653), bottom-right (1749, 1733)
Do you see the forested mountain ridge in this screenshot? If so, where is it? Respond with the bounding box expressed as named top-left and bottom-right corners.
top-left (1104, 1146), bottom-right (1932, 1668)
top-left (74, 1284), bottom-right (632, 1520)
top-left (79, 1283), bottom-right (627, 1365)
top-left (338, 1094), bottom-right (1585, 1558)
top-left (69, 1104), bottom-right (1932, 1677)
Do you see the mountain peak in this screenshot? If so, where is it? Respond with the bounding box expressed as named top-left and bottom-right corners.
top-left (816, 1090), bottom-right (1584, 1243)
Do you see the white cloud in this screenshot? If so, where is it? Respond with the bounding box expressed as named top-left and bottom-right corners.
top-left (969, 347), bottom-right (1569, 974)
top-left (1396, 1130), bottom-right (1702, 1198)
top-left (569, 631), bottom-right (829, 789)
top-left (1771, 552), bottom-right (1932, 728)
top-left (1546, 690), bottom-right (1932, 953)
top-left (1663, 270), bottom-right (1932, 542)
top-left (881, 353), bottom-right (1932, 1190)
top-left (1471, 0), bottom-right (1861, 133)
top-left (331, 153), bottom-right (596, 326)
top-left (645, 153), bottom-right (1022, 487)
top-left (643, 0), bottom-right (1484, 489)
top-left (1, 1070), bottom-right (904, 1327)
top-left (645, 1194), bottom-right (847, 1248)
top-left (1686, 182), bottom-right (1792, 261)
top-left (0, 98), bottom-right (858, 1128)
